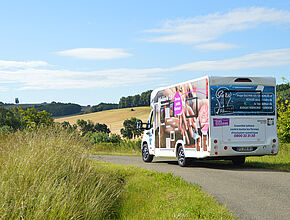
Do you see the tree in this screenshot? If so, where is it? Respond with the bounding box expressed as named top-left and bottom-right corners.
top-left (76, 119), bottom-right (110, 136)
top-left (19, 106), bottom-right (53, 128)
top-left (120, 117), bottom-right (142, 139)
top-left (61, 121), bottom-right (77, 133)
top-left (0, 106), bottom-right (25, 130)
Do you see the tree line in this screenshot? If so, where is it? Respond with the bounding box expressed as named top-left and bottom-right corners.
top-left (118, 90), bottom-right (152, 109)
top-left (87, 90), bottom-right (152, 113)
top-left (1, 102), bottom-right (82, 117)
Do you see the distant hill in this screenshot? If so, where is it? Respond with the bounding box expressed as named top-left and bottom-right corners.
top-left (1, 102), bottom-right (83, 117)
top-left (55, 106), bottom-right (151, 134)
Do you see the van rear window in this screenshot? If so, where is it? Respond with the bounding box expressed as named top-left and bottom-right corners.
top-left (210, 85), bottom-right (275, 116)
top-left (224, 90), bottom-right (262, 112)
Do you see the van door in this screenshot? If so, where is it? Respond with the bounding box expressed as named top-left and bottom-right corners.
top-left (154, 103), bottom-right (160, 148)
top-left (160, 102), bottom-right (171, 149)
top-left (146, 111), bottom-right (155, 153)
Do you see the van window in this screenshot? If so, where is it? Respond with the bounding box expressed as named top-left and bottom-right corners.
top-left (160, 106), bottom-right (165, 123)
top-left (185, 96), bottom-right (198, 118)
top-left (148, 111), bottom-right (153, 128)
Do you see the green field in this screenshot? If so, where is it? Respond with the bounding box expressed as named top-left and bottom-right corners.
top-left (55, 106), bottom-right (151, 134)
top-left (0, 128), bottom-right (235, 219)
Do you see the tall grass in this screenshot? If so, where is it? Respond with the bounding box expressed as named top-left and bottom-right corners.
top-left (0, 127), bottom-right (122, 219)
top-left (87, 139), bottom-right (141, 156)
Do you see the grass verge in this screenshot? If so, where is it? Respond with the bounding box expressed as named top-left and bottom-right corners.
top-left (92, 161), bottom-right (235, 219)
top-left (0, 128), bottom-right (234, 219)
top-left (245, 142), bottom-right (290, 172)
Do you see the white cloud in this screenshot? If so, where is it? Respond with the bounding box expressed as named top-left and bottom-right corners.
top-left (0, 48), bottom-right (290, 90)
top-left (0, 60), bottom-right (48, 69)
top-left (144, 7), bottom-right (290, 44)
top-left (171, 48), bottom-right (290, 71)
top-left (57, 48), bottom-right (132, 60)
top-left (195, 43), bottom-right (239, 51)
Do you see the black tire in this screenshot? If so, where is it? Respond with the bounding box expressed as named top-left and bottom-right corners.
top-left (232, 156), bottom-right (245, 166)
top-left (177, 147), bottom-right (189, 167)
top-left (142, 144), bottom-right (153, 162)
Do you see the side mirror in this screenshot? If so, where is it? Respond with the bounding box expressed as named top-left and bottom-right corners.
top-left (137, 120), bottom-right (151, 131)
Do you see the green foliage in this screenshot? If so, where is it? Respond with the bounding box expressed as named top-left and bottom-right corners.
top-left (60, 121), bottom-right (78, 133)
top-left (277, 98), bottom-right (290, 142)
top-left (0, 125), bottom-right (14, 135)
top-left (0, 105), bottom-right (24, 130)
top-left (76, 119), bottom-right (110, 136)
top-left (277, 83), bottom-right (290, 105)
top-left (88, 102), bottom-right (118, 113)
top-left (119, 90), bottom-right (152, 108)
top-left (86, 132), bottom-right (122, 144)
top-left (120, 117), bottom-right (142, 139)
top-left (0, 128), bottom-right (122, 219)
top-left (34, 102), bottom-right (82, 117)
top-left (20, 106), bottom-right (54, 128)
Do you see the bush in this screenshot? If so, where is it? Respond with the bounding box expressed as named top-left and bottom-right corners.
top-left (86, 132), bottom-right (122, 144)
top-left (19, 106), bottom-right (54, 128)
top-left (0, 125), bottom-right (14, 135)
top-left (277, 99), bottom-right (290, 142)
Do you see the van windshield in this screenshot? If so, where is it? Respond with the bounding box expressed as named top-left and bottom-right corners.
top-left (210, 85), bottom-right (275, 116)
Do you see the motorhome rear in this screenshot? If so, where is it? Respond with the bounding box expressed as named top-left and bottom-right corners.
top-left (138, 76), bottom-right (278, 166)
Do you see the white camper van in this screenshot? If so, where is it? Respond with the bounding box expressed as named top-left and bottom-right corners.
top-left (138, 76), bottom-right (279, 167)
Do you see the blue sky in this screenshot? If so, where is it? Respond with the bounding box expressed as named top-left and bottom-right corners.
top-left (0, 0), bottom-right (290, 105)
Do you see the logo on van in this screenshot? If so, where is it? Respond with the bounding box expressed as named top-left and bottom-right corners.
top-left (174, 92), bottom-right (183, 115)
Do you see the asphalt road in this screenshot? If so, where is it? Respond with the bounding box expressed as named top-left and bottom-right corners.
top-left (92, 155), bottom-right (290, 220)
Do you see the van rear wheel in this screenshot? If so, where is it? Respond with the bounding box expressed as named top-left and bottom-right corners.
top-left (142, 144), bottom-right (153, 162)
top-left (177, 147), bottom-right (189, 167)
top-left (232, 156), bottom-right (245, 166)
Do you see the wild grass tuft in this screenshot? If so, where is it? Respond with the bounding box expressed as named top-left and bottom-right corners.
top-left (0, 127), bottom-right (122, 219)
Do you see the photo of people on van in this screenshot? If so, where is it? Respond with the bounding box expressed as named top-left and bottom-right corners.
top-left (156, 79), bottom-right (209, 151)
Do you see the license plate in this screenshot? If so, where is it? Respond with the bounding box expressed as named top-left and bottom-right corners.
top-left (237, 147), bottom-right (253, 152)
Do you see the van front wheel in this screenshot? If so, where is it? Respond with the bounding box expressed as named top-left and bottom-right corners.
top-left (142, 144), bottom-right (153, 162)
top-left (177, 147), bottom-right (188, 167)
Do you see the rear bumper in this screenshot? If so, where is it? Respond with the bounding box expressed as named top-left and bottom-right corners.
top-left (210, 142), bottom-right (279, 157)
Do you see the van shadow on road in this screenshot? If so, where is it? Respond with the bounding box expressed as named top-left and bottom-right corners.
top-left (152, 159), bottom-right (281, 172)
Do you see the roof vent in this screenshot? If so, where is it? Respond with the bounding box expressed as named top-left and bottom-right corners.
top-left (234, 78), bottom-right (252, 82)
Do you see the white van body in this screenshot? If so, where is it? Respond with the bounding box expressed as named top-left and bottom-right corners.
top-left (141, 76), bottom-right (278, 166)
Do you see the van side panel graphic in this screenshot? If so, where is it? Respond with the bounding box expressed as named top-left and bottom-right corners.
top-left (153, 78), bottom-right (209, 150)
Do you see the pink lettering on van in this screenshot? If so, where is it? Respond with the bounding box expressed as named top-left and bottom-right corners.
top-left (174, 92), bottom-right (182, 115)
